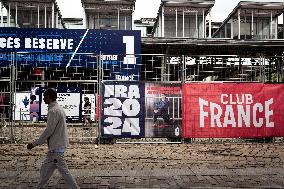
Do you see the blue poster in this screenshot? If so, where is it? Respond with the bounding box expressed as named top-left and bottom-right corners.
top-left (101, 81), bottom-right (145, 138)
top-left (0, 28), bottom-right (141, 80)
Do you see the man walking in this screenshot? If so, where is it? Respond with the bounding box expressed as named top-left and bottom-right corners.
top-left (27, 88), bottom-right (79, 189)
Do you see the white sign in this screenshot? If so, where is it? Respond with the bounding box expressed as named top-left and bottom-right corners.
top-left (41, 92), bottom-right (81, 119)
top-left (14, 93), bottom-right (30, 121)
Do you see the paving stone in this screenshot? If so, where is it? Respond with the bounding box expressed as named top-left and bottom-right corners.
top-left (1, 143), bottom-right (284, 188)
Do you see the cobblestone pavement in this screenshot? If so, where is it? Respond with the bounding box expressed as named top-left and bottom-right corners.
top-left (1, 142), bottom-right (284, 188)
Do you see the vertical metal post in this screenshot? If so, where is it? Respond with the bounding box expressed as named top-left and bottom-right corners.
top-left (182, 56), bottom-right (187, 83)
top-left (131, 11), bottom-right (133, 30)
top-left (238, 9), bottom-right (241, 39)
top-left (0, 2), bottom-right (3, 27)
top-left (182, 9), bottom-right (185, 37)
top-left (93, 13), bottom-right (96, 29)
top-left (98, 52), bottom-right (102, 144)
top-left (83, 5), bottom-right (86, 29)
top-left (52, 2), bottom-right (54, 28)
top-left (161, 55), bottom-right (165, 81)
top-left (275, 16), bottom-right (278, 39)
top-left (176, 8), bottom-right (178, 37)
top-left (195, 11), bottom-right (198, 38)
top-left (8, 3), bottom-right (10, 27)
top-left (41, 70), bottom-right (45, 87)
top-left (209, 10), bottom-right (212, 38)
top-left (90, 15), bottom-right (94, 29)
top-left (202, 9), bottom-right (205, 38)
top-left (251, 11), bottom-right (254, 37)
top-left (162, 6), bottom-right (165, 37)
top-left (244, 10), bottom-right (247, 39)
top-left (97, 12), bottom-right (100, 29)
top-left (15, 3), bottom-right (17, 27)
top-left (224, 24), bottom-right (227, 38)
top-left (158, 12), bottom-right (161, 37)
top-left (49, 12), bottom-right (51, 28)
top-left (231, 19), bottom-right (234, 39)
top-left (9, 54), bottom-right (12, 142)
top-left (10, 52), bottom-right (16, 143)
top-left (117, 8), bottom-right (120, 30)
top-left (30, 6), bottom-right (33, 25)
top-left (262, 56), bottom-right (265, 82)
top-left (270, 11), bottom-right (273, 39)
top-left (124, 15), bottom-right (127, 30)
top-left (55, 10), bottom-right (58, 28)
top-left (38, 4), bottom-right (40, 28)
top-left (182, 55), bottom-right (185, 82)
top-left (261, 18), bottom-right (264, 39)
top-left (45, 5), bottom-right (47, 28)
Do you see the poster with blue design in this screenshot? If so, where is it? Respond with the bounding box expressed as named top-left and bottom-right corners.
top-left (0, 28), bottom-right (141, 80)
top-left (14, 93), bottom-right (31, 121)
top-left (101, 81), bottom-right (145, 138)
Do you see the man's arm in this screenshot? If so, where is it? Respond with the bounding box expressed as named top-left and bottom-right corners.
top-left (29, 110), bottom-right (59, 148)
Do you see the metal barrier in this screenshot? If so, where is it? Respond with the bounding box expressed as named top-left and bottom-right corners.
top-left (0, 52), bottom-right (283, 143)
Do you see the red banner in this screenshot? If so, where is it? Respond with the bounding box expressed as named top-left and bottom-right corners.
top-left (182, 83), bottom-right (284, 138)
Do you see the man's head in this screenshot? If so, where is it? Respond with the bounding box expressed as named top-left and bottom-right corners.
top-left (161, 93), bottom-right (166, 101)
top-left (43, 88), bottom-right (57, 104)
top-left (84, 97), bottom-right (89, 102)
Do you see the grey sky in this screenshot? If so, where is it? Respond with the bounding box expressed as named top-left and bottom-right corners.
top-left (56, 0), bottom-right (283, 23)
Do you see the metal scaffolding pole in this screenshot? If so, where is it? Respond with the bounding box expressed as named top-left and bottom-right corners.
top-left (55, 10), bottom-right (58, 28)
top-left (251, 11), bottom-right (254, 37)
top-left (195, 11), bottom-right (198, 38)
top-left (224, 24), bottom-right (227, 38)
top-left (231, 19), bottom-right (234, 39)
top-left (52, 2), bottom-right (54, 28)
top-left (93, 12), bottom-right (96, 29)
top-left (38, 4), bottom-right (40, 28)
top-left (209, 10), bottom-right (212, 38)
top-left (97, 12), bottom-right (100, 29)
top-left (15, 3), bottom-right (17, 27)
top-left (182, 9), bottom-right (184, 38)
top-left (91, 14), bottom-right (96, 29)
top-left (45, 5), bottom-right (47, 28)
top-left (202, 9), bottom-right (205, 38)
top-left (124, 15), bottom-right (127, 30)
top-left (238, 9), bottom-right (241, 39)
top-left (162, 6), bottom-right (165, 37)
top-left (131, 12), bottom-right (133, 30)
top-left (8, 3), bottom-right (10, 27)
top-left (176, 8), bottom-right (178, 37)
top-left (270, 11), bottom-right (273, 39)
top-left (275, 16), bottom-right (278, 39)
top-left (0, 2), bottom-right (3, 27)
top-left (117, 8), bottom-right (120, 30)
top-left (244, 10), bottom-right (247, 39)
top-left (83, 5), bottom-right (86, 29)
top-left (9, 52), bottom-right (16, 143)
top-left (158, 12), bottom-right (160, 37)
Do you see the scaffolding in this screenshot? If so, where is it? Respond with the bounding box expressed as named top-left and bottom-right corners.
top-left (1, 50), bottom-right (283, 143)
